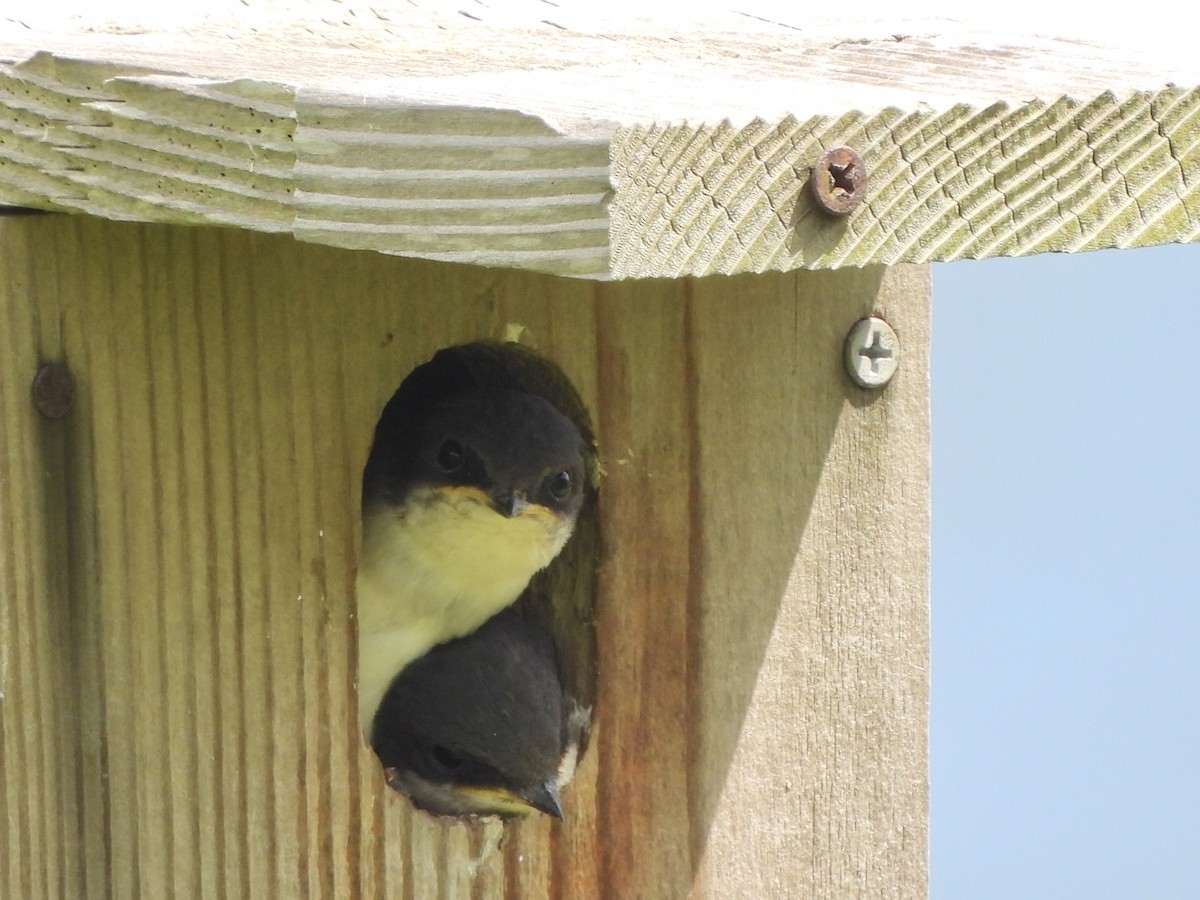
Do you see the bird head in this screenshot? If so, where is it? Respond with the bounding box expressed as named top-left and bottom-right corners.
top-left (371, 607), bottom-right (585, 820)
top-left (411, 388), bottom-right (587, 524)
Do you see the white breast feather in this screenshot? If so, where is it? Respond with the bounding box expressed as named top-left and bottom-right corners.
top-left (357, 486), bottom-right (572, 729)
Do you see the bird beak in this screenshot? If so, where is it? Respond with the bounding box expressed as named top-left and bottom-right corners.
top-left (491, 490), bottom-right (530, 518)
top-left (456, 780), bottom-right (565, 819)
top-left (519, 779), bottom-right (564, 820)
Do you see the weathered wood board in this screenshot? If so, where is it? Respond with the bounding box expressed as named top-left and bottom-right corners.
top-left (2, 5), bottom-right (1200, 278)
top-left (0, 214), bottom-right (928, 897)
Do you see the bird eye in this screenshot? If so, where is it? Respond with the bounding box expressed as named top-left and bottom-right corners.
top-left (546, 470), bottom-right (573, 502)
top-left (436, 439), bottom-right (465, 472)
top-left (429, 744), bottom-right (463, 771)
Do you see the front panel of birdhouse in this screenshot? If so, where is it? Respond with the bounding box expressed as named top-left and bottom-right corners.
top-left (0, 214), bottom-right (928, 899)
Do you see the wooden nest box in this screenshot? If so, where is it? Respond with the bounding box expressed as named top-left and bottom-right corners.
top-left (2, 6), bottom-right (1197, 898)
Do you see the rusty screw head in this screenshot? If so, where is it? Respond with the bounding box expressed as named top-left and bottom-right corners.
top-left (31, 363), bottom-right (75, 419)
top-left (844, 316), bottom-right (899, 389)
top-left (810, 146), bottom-right (867, 216)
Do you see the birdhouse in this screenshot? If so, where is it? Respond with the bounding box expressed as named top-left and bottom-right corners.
top-left (2, 6), bottom-right (1195, 897)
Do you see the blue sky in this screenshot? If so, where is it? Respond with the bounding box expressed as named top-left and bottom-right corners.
top-left (932, 244), bottom-right (1200, 898)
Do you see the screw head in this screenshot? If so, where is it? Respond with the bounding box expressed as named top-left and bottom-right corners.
top-left (810, 146), bottom-right (867, 216)
top-left (844, 316), bottom-right (899, 389)
top-left (31, 362), bottom-right (75, 418)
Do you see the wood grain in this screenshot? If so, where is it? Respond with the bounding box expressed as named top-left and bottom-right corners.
top-left (609, 91), bottom-right (1200, 275)
top-left (0, 215), bottom-right (928, 897)
top-left (0, 208), bottom-right (84, 899)
top-left (2, 7), bottom-right (1199, 278)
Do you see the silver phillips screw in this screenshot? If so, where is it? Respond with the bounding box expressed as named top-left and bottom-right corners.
top-left (844, 316), bottom-right (899, 389)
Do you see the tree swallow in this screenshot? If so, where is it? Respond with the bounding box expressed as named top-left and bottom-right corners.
top-left (371, 605), bottom-right (590, 819)
top-left (357, 348), bottom-right (588, 732)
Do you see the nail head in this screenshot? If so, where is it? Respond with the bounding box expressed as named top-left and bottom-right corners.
top-left (32, 363), bottom-right (75, 419)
